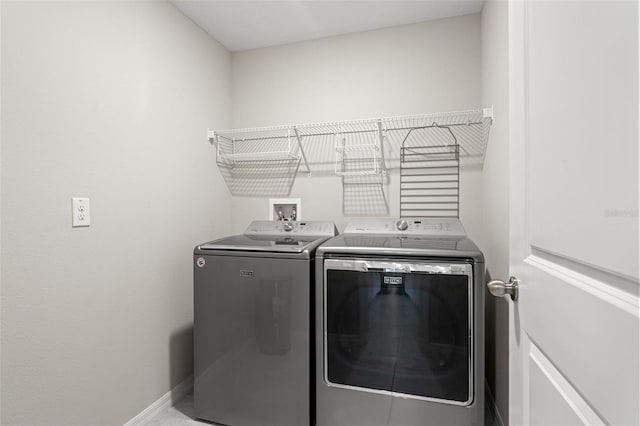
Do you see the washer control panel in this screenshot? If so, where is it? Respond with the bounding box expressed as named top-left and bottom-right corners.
top-left (344, 217), bottom-right (466, 237)
top-left (245, 220), bottom-right (338, 237)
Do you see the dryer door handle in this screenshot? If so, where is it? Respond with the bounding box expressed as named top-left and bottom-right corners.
top-left (324, 259), bottom-right (473, 275)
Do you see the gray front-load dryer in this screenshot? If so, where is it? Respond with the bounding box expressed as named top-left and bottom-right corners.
top-left (194, 220), bottom-right (337, 426)
top-left (316, 218), bottom-right (484, 426)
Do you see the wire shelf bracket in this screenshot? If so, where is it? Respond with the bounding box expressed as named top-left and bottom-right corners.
top-left (331, 118), bottom-right (388, 178)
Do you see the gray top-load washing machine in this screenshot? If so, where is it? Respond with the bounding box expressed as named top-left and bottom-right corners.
top-left (194, 220), bottom-right (337, 426)
top-left (315, 218), bottom-right (484, 426)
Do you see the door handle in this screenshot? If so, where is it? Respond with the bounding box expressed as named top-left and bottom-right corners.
top-left (487, 276), bottom-right (519, 301)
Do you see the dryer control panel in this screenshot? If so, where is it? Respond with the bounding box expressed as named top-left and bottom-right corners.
top-left (343, 217), bottom-right (466, 237)
top-left (245, 220), bottom-right (338, 237)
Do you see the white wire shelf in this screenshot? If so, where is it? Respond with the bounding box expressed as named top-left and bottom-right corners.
top-left (217, 151), bottom-right (301, 162)
top-left (208, 107), bottom-right (492, 138)
top-left (334, 134), bottom-right (383, 177)
top-left (208, 107), bottom-right (493, 198)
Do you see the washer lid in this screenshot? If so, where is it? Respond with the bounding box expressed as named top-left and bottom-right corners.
top-left (323, 234), bottom-right (469, 252)
top-left (244, 220), bottom-right (338, 237)
top-left (322, 217), bottom-right (474, 256)
top-left (198, 220), bottom-right (337, 254)
top-left (198, 234), bottom-right (325, 253)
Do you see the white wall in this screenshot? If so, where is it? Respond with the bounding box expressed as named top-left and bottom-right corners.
top-left (229, 14), bottom-right (483, 236)
top-left (480, 1), bottom-right (510, 424)
top-left (0, 5), bottom-right (508, 424)
top-left (0, 2), bottom-right (231, 424)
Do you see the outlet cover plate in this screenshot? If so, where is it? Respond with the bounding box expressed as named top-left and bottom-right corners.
top-left (72, 197), bottom-right (90, 227)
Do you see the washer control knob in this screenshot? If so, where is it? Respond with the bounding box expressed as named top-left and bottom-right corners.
top-left (396, 220), bottom-right (409, 231)
top-left (283, 221), bottom-right (294, 231)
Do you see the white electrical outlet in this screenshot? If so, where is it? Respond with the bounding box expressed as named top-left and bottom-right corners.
top-left (72, 197), bottom-right (90, 227)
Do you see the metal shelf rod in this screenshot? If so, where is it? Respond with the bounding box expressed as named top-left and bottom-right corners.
top-left (401, 151), bottom-right (458, 155)
top-left (399, 186), bottom-right (460, 191)
top-left (399, 172), bottom-right (460, 177)
top-left (401, 194), bottom-right (459, 198)
top-left (401, 145), bottom-right (461, 151)
top-left (399, 165), bottom-right (460, 170)
top-left (400, 208), bottom-right (459, 212)
top-left (215, 121), bottom-right (484, 143)
top-left (399, 179), bottom-right (460, 183)
top-left (399, 158), bottom-right (460, 163)
top-left (400, 201), bottom-right (460, 205)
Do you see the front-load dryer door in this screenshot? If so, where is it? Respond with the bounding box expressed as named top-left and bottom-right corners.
top-left (323, 258), bottom-right (473, 405)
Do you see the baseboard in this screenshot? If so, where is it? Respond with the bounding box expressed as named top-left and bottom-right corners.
top-left (124, 375), bottom-right (193, 426)
top-left (485, 380), bottom-right (505, 426)
top-left (127, 376), bottom-right (503, 426)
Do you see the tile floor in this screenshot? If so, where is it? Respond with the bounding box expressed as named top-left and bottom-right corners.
top-left (141, 392), bottom-right (200, 426)
top-left (140, 391), bottom-right (499, 426)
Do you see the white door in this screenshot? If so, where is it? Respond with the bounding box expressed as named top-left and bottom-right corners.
top-left (499, 1), bottom-right (640, 425)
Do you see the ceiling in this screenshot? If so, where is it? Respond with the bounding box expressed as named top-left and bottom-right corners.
top-left (170, 1), bottom-right (485, 52)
